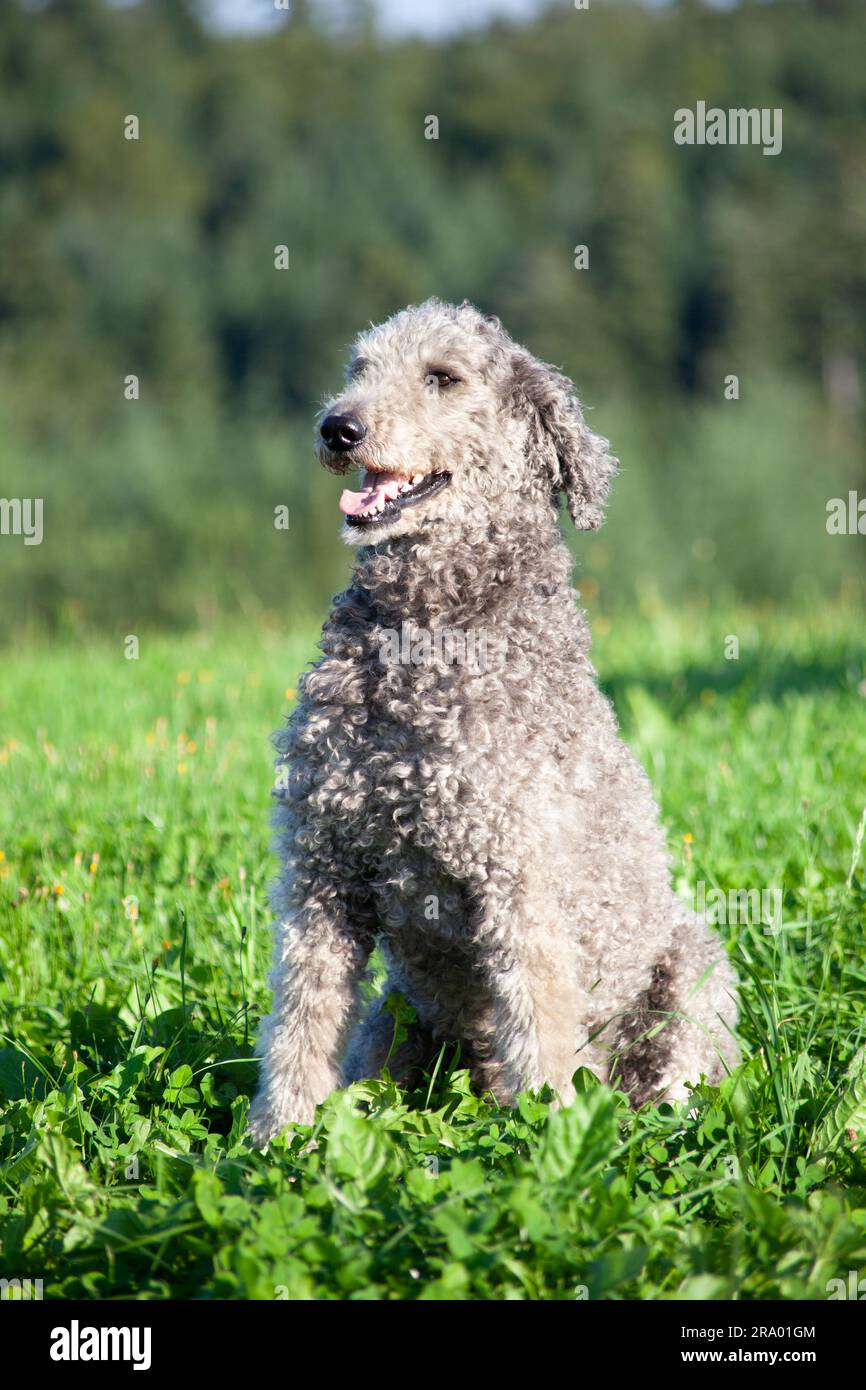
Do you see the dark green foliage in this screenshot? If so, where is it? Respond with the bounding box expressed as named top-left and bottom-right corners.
top-left (0, 0), bottom-right (864, 631)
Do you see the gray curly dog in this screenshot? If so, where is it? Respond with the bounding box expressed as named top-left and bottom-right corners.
top-left (249, 298), bottom-right (739, 1144)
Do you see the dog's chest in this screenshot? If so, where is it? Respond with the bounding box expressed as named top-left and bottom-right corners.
top-left (290, 643), bottom-right (508, 866)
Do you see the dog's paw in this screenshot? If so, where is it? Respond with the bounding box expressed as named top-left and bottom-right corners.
top-left (247, 1107), bottom-right (280, 1149)
top-left (247, 1089), bottom-right (318, 1148)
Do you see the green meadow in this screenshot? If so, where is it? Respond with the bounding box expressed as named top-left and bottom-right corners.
top-left (2, 605), bottom-right (865, 1299)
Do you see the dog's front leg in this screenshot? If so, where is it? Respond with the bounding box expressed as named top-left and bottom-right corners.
top-left (470, 936), bottom-right (543, 1104)
top-left (466, 873), bottom-right (547, 1103)
top-left (249, 895), bottom-right (372, 1146)
top-left (469, 872), bottom-right (581, 1106)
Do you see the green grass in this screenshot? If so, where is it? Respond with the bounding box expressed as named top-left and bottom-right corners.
top-left (2, 605), bottom-right (866, 1300)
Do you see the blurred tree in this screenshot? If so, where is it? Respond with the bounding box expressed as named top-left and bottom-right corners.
top-left (0, 0), bottom-right (862, 631)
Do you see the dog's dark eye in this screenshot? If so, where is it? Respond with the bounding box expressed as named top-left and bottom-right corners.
top-left (425, 369), bottom-right (460, 390)
top-left (348, 357), bottom-right (369, 381)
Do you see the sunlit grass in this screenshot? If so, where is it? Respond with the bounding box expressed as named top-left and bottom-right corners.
top-left (1, 607), bottom-right (865, 1298)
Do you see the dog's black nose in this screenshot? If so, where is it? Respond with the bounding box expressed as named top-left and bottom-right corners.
top-left (320, 413), bottom-right (366, 452)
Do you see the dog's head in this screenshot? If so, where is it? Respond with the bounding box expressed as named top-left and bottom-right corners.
top-left (317, 298), bottom-right (617, 544)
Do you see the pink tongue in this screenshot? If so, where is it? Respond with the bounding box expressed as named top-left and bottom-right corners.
top-left (339, 470), bottom-right (406, 517)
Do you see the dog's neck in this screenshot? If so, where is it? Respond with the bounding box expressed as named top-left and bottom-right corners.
top-left (351, 508), bottom-right (576, 632)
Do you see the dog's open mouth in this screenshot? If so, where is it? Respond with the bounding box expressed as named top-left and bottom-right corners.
top-left (339, 469), bottom-right (451, 528)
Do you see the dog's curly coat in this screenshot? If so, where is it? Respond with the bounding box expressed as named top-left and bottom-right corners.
top-left (249, 299), bottom-right (738, 1144)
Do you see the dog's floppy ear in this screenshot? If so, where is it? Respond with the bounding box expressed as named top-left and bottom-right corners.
top-left (511, 349), bottom-right (618, 530)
